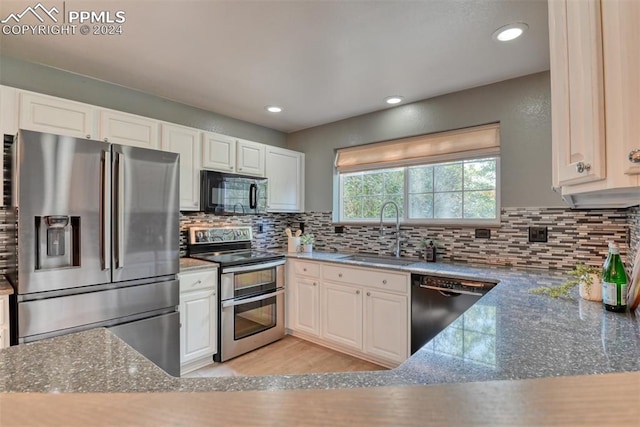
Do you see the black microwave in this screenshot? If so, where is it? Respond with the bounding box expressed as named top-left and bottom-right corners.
top-left (200, 170), bottom-right (268, 215)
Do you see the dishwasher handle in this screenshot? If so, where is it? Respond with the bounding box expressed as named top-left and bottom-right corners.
top-left (418, 284), bottom-right (485, 297)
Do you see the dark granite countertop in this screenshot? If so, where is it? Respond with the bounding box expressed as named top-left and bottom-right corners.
top-left (1, 253), bottom-right (638, 393)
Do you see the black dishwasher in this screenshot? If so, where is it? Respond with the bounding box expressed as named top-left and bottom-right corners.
top-left (411, 274), bottom-right (497, 354)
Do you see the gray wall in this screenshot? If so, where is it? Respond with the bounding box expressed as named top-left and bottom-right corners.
top-left (0, 56), bottom-right (286, 147)
top-left (287, 71), bottom-right (562, 211)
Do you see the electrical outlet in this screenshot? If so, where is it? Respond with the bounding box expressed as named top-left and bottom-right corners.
top-left (257, 224), bottom-right (264, 233)
top-left (529, 226), bottom-right (548, 243)
top-left (475, 228), bottom-right (491, 239)
top-left (334, 226), bottom-right (344, 234)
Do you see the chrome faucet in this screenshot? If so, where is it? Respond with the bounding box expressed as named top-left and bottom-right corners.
top-left (379, 201), bottom-right (404, 257)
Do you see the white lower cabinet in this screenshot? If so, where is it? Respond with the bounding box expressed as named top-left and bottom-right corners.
top-left (178, 269), bottom-right (218, 375)
top-left (287, 259), bottom-right (409, 367)
top-left (0, 295), bottom-right (9, 349)
top-left (321, 281), bottom-right (363, 350)
top-left (364, 290), bottom-right (408, 362)
top-left (291, 278), bottom-right (320, 337)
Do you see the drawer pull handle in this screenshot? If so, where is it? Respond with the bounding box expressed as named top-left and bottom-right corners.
top-left (629, 149), bottom-right (640, 163)
top-left (193, 280), bottom-right (202, 285)
top-left (382, 279), bottom-right (387, 284)
top-left (576, 161), bottom-right (591, 173)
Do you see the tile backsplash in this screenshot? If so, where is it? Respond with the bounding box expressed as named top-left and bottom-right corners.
top-left (289, 207), bottom-right (632, 271)
top-left (1, 206), bottom-right (638, 277)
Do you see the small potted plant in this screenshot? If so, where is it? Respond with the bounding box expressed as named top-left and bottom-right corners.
top-left (530, 263), bottom-right (602, 301)
top-left (300, 233), bottom-right (315, 253)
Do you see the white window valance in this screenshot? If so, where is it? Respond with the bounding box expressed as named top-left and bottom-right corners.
top-left (335, 123), bottom-right (500, 172)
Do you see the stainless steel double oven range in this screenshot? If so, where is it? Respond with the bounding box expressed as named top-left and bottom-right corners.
top-left (187, 226), bottom-right (285, 362)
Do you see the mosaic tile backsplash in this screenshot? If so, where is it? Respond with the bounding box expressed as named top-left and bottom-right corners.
top-left (180, 207), bottom-right (637, 272)
top-left (0, 206), bottom-right (638, 277)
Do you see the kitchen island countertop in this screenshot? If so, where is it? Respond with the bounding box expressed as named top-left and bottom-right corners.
top-left (1, 253), bottom-right (639, 394)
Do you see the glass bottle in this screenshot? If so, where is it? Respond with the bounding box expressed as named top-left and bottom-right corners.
top-left (602, 242), bottom-right (628, 312)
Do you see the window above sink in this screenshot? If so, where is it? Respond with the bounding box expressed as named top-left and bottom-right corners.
top-left (333, 123), bottom-right (501, 226)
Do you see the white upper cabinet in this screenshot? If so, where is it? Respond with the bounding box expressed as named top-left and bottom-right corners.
top-left (99, 110), bottom-right (160, 149)
top-left (19, 91), bottom-right (96, 139)
top-left (201, 132), bottom-right (266, 177)
top-left (201, 132), bottom-right (236, 172)
top-left (0, 86), bottom-right (18, 139)
top-left (236, 139), bottom-right (265, 176)
top-left (549, 0), bottom-right (640, 207)
top-left (266, 146), bottom-right (305, 212)
top-left (161, 123), bottom-right (201, 211)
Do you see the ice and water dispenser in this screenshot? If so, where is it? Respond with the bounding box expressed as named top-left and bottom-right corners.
top-left (34, 215), bottom-right (81, 270)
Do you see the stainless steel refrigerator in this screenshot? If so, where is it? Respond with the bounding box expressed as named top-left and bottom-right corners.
top-left (8, 129), bottom-right (180, 376)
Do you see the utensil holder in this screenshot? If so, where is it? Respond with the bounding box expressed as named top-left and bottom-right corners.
top-left (288, 237), bottom-right (301, 253)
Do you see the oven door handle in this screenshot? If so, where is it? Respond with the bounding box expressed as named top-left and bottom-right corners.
top-left (221, 289), bottom-right (284, 308)
top-left (223, 259), bottom-right (285, 274)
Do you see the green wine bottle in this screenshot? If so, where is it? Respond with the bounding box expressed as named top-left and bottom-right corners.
top-left (602, 242), bottom-right (628, 312)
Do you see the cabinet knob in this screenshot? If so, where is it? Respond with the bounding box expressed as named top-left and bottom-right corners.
top-left (356, 290), bottom-right (360, 295)
top-left (313, 282), bottom-right (317, 286)
top-left (382, 279), bottom-right (387, 284)
top-left (230, 166), bottom-right (234, 170)
top-left (86, 134), bottom-right (91, 139)
top-left (238, 167), bottom-right (243, 171)
top-left (367, 292), bottom-right (371, 296)
top-left (338, 273), bottom-right (343, 278)
top-left (629, 150), bottom-right (640, 163)
top-left (576, 161), bottom-right (591, 173)
top-left (104, 138), bottom-right (109, 142)
top-left (303, 268), bottom-right (307, 271)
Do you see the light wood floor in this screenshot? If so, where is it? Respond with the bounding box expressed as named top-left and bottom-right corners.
top-left (183, 335), bottom-right (386, 378)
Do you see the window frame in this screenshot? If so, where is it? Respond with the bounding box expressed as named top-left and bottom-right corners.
top-left (334, 155), bottom-right (501, 226)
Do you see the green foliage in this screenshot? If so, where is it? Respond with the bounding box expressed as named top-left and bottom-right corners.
top-left (300, 233), bottom-right (315, 245)
top-left (530, 263), bottom-right (601, 298)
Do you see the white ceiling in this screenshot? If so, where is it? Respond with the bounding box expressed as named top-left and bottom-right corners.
top-left (0, 0), bottom-right (550, 133)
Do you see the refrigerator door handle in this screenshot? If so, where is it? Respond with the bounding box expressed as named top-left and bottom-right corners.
top-left (115, 152), bottom-right (125, 269)
top-left (100, 150), bottom-right (111, 271)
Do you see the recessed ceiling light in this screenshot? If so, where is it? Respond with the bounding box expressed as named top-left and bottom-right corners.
top-left (385, 96), bottom-right (403, 105)
top-left (492, 22), bottom-right (528, 42)
top-left (265, 106), bottom-right (283, 113)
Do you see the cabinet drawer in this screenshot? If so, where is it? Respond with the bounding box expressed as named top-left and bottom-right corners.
top-left (292, 260), bottom-right (321, 278)
top-left (322, 264), bottom-right (409, 294)
top-left (178, 270), bottom-right (218, 293)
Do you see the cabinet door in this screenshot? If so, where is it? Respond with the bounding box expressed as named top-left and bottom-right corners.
top-left (601, 0), bottom-right (640, 176)
top-left (0, 86), bottom-right (18, 138)
top-left (291, 278), bottom-right (320, 336)
top-left (364, 290), bottom-right (408, 363)
top-left (321, 282), bottom-right (362, 350)
top-left (19, 92), bottom-right (95, 139)
top-left (99, 110), bottom-right (159, 149)
top-left (0, 328), bottom-right (6, 349)
top-left (237, 139), bottom-right (265, 177)
top-left (180, 288), bottom-right (217, 364)
top-left (161, 123), bottom-right (201, 210)
top-left (202, 132), bottom-right (236, 172)
top-left (549, 0), bottom-right (605, 186)
top-left (266, 146), bottom-right (305, 212)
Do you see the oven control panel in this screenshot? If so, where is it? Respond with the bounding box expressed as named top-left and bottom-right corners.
top-left (189, 226), bottom-right (253, 244)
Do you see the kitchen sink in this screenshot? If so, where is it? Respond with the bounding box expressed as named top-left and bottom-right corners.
top-left (341, 254), bottom-right (417, 266)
